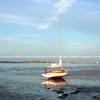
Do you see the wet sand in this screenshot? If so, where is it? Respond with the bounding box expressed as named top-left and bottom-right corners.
top-left (0, 84), bottom-right (100, 100)
top-left (68, 69), bottom-right (100, 76)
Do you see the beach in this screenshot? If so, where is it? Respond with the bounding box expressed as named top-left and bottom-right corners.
top-left (0, 63), bottom-right (100, 100)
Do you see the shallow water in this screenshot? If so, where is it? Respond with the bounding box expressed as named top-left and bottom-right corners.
top-left (0, 63), bottom-right (100, 100)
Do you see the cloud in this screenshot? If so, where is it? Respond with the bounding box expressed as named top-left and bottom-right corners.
top-left (64, 42), bottom-right (97, 50)
top-left (0, 13), bottom-right (50, 30)
top-left (48, 0), bottom-right (76, 20)
top-left (0, 13), bottom-right (32, 25)
top-left (35, 23), bottom-right (50, 30)
top-left (29, 0), bottom-right (53, 5)
top-left (63, 0), bottom-right (100, 35)
top-left (19, 33), bottom-right (41, 37)
top-left (45, 0), bottom-right (76, 28)
top-left (54, 0), bottom-right (76, 14)
top-left (0, 0), bottom-right (76, 30)
top-left (0, 32), bottom-right (41, 42)
top-left (40, 0), bottom-right (77, 29)
top-left (0, 36), bottom-right (18, 43)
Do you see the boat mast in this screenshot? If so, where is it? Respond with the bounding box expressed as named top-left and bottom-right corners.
top-left (56, 10), bottom-right (62, 66)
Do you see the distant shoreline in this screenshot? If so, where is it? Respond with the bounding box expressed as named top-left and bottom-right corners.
top-left (0, 61), bottom-right (100, 64)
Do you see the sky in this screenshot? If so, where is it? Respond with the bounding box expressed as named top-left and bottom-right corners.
top-left (0, 0), bottom-right (100, 56)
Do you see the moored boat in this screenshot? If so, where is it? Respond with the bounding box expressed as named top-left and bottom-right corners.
top-left (42, 11), bottom-right (68, 78)
top-left (42, 57), bottom-right (68, 78)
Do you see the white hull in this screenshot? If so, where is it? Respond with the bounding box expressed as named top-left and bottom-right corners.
top-left (42, 71), bottom-right (68, 78)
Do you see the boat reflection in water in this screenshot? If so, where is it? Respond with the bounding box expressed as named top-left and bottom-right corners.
top-left (42, 77), bottom-right (68, 99)
top-left (42, 77), bottom-right (66, 88)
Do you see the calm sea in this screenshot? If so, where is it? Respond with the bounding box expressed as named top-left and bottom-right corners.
top-left (0, 63), bottom-right (100, 100)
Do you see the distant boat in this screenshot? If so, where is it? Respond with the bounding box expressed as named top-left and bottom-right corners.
top-left (42, 12), bottom-right (68, 78)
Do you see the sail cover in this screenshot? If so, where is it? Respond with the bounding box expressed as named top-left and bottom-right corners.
top-left (47, 63), bottom-right (60, 68)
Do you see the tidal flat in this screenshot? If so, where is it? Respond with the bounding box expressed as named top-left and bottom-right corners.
top-left (0, 63), bottom-right (100, 100)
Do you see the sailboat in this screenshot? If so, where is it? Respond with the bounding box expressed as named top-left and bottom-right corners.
top-left (42, 56), bottom-right (68, 78)
top-left (42, 12), bottom-right (68, 78)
